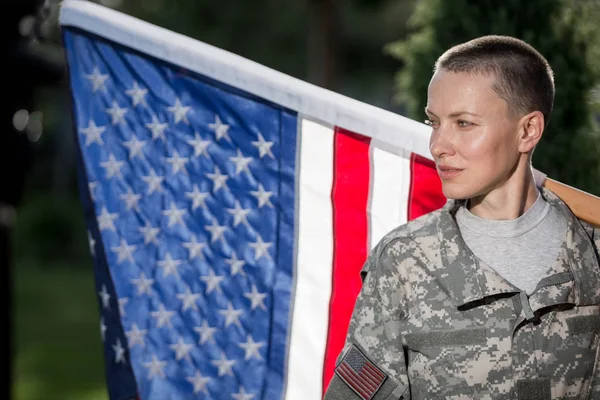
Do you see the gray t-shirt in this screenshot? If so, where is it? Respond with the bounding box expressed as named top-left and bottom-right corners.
top-left (455, 191), bottom-right (568, 294)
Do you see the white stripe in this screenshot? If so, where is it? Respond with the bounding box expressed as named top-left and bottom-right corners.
top-left (285, 118), bottom-right (334, 400)
top-left (368, 146), bottom-right (412, 250)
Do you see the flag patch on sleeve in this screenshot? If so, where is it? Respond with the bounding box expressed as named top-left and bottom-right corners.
top-left (334, 345), bottom-right (387, 400)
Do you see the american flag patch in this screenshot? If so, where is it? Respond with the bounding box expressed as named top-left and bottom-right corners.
top-left (335, 345), bottom-right (387, 399)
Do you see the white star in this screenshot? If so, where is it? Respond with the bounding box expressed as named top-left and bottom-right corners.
top-left (165, 150), bottom-right (189, 175)
top-left (194, 320), bottom-right (217, 345)
top-left (141, 169), bottom-right (164, 194)
top-left (88, 181), bottom-right (98, 201)
top-left (84, 67), bottom-right (108, 92)
top-left (185, 185), bottom-right (210, 211)
top-left (182, 235), bottom-right (206, 260)
top-left (125, 80), bottom-right (148, 107)
top-left (206, 166), bottom-right (229, 193)
top-left (111, 239), bottom-right (136, 264)
top-left (118, 297), bottom-right (129, 316)
top-left (208, 115), bottom-right (231, 142)
top-left (151, 304), bottom-right (175, 328)
top-left (176, 286), bottom-right (200, 311)
top-left (97, 207), bottom-right (118, 232)
top-left (100, 153), bottom-right (124, 179)
top-left (225, 252), bottom-right (246, 277)
top-left (251, 132), bottom-right (274, 158)
top-left (249, 234), bottom-right (273, 261)
top-left (98, 284), bottom-right (111, 309)
top-left (87, 230), bottom-right (96, 256)
top-left (131, 272), bottom-right (154, 296)
top-left (219, 302), bottom-right (243, 328)
top-left (186, 371), bottom-right (211, 395)
top-left (157, 252), bottom-right (181, 278)
top-left (168, 98), bottom-right (191, 124)
top-left (100, 317), bottom-right (107, 341)
top-left (232, 386), bottom-right (255, 400)
top-left (205, 217), bottom-right (227, 243)
top-left (122, 135), bottom-right (146, 159)
top-left (142, 354), bottom-right (167, 380)
top-left (243, 284), bottom-right (267, 311)
top-left (200, 269), bottom-right (225, 294)
top-left (170, 337), bottom-right (193, 362)
top-left (145, 115), bottom-right (168, 141)
top-left (119, 187), bottom-right (142, 211)
top-left (229, 148), bottom-right (253, 176)
top-left (80, 120), bottom-right (106, 146)
top-left (226, 200), bottom-right (251, 228)
top-left (105, 101), bottom-right (128, 125)
top-left (138, 221), bottom-right (160, 245)
top-left (162, 202), bottom-right (187, 228)
top-left (112, 338), bottom-right (126, 364)
top-left (125, 323), bottom-right (147, 348)
top-left (238, 335), bottom-right (265, 361)
top-left (211, 353), bottom-right (236, 377)
top-left (187, 131), bottom-right (211, 158)
top-left (250, 184), bottom-right (274, 208)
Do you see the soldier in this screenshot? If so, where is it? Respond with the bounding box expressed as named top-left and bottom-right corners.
top-left (323, 35), bottom-right (600, 400)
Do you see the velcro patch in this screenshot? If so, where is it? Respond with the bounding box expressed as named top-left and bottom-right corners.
top-left (334, 345), bottom-right (387, 400)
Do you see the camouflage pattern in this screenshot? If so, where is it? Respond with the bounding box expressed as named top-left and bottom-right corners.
top-left (323, 187), bottom-right (600, 400)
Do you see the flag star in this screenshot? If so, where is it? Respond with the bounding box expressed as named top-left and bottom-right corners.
top-left (208, 115), bottom-right (231, 142)
top-left (200, 269), bottom-right (225, 294)
top-left (219, 302), bottom-right (243, 328)
top-left (186, 371), bottom-right (211, 395)
top-left (194, 321), bottom-right (217, 345)
top-left (118, 297), bottom-right (129, 316)
top-left (120, 187), bottom-right (142, 211)
top-left (176, 286), bottom-right (200, 311)
top-left (238, 335), bottom-right (265, 361)
top-left (131, 272), bottom-right (154, 296)
top-left (211, 353), bottom-right (236, 377)
top-left (225, 252), bottom-right (246, 277)
top-left (187, 131), bottom-right (211, 158)
top-left (162, 202), bottom-right (187, 228)
top-left (138, 221), bottom-right (160, 245)
top-left (142, 169), bottom-right (164, 194)
top-left (145, 115), bottom-right (168, 141)
top-left (250, 184), bottom-right (274, 208)
top-left (112, 338), bottom-right (126, 364)
top-left (226, 200), bottom-right (251, 228)
top-left (87, 230), bottom-right (96, 256)
top-left (97, 207), bottom-right (118, 232)
top-left (80, 119), bottom-right (106, 146)
top-left (185, 185), bottom-right (210, 211)
top-left (99, 284), bottom-right (111, 309)
top-left (125, 323), bottom-right (147, 348)
top-left (205, 217), bottom-right (227, 243)
top-left (168, 98), bottom-right (191, 124)
top-left (105, 100), bottom-right (128, 125)
top-left (157, 252), bottom-right (182, 278)
top-left (125, 80), bottom-right (148, 107)
top-left (100, 153), bottom-right (125, 179)
top-left (249, 234), bottom-right (273, 261)
top-left (206, 166), bottom-right (229, 193)
top-left (243, 284), bottom-right (267, 311)
top-left (151, 304), bottom-right (175, 328)
top-left (143, 354), bottom-right (167, 380)
top-left (232, 386), bottom-right (255, 400)
top-left (111, 239), bottom-right (137, 264)
top-left (84, 66), bottom-right (108, 92)
top-left (182, 235), bottom-right (206, 260)
top-left (88, 181), bottom-right (98, 201)
top-left (122, 135), bottom-right (146, 159)
top-left (170, 337), bottom-right (193, 361)
top-left (165, 150), bottom-right (189, 175)
top-left (251, 132), bottom-right (274, 158)
top-left (100, 317), bottom-right (107, 341)
top-left (229, 148), bottom-right (253, 176)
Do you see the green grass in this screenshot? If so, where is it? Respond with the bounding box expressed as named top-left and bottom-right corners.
top-left (13, 261), bottom-right (109, 400)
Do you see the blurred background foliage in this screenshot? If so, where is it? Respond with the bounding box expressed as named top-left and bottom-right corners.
top-left (8, 0), bottom-right (600, 399)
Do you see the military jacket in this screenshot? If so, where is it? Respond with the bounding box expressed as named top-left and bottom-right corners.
top-left (323, 187), bottom-right (600, 400)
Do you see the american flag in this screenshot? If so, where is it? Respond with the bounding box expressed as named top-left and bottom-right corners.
top-left (59, 1), bottom-right (446, 399)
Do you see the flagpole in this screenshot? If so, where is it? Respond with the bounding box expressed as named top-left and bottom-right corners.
top-left (542, 178), bottom-right (600, 228)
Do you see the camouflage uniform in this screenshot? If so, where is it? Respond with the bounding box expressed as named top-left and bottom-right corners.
top-left (323, 187), bottom-right (600, 400)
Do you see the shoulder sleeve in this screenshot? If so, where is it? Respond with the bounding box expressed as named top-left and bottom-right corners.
top-left (323, 239), bottom-right (411, 400)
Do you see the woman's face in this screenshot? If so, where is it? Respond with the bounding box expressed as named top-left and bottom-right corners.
top-left (426, 69), bottom-right (521, 200)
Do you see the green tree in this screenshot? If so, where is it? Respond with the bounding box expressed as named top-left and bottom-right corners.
top-left (386, 0), bottom-right (600, 196)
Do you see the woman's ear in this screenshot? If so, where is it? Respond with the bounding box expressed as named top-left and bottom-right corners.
top-left (518, 111), bottom-right (544, 153)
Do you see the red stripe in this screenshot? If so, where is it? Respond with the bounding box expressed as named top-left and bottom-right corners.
top-left (338, 364), bottom-right (373, 398)
top-left (408, 153), bottom-right (446, 221)
top-left (361, 363), bottom-right (385, 384)
top-left (323, 127), bottom-right (371, 393)
top-left (363, 362), bottom-right (385, 380)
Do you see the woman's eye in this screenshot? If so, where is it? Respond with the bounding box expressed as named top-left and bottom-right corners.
top-left (457, 120), bottom-right (473, 128)
top-left (424, 119), bottom-right (438, 127)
